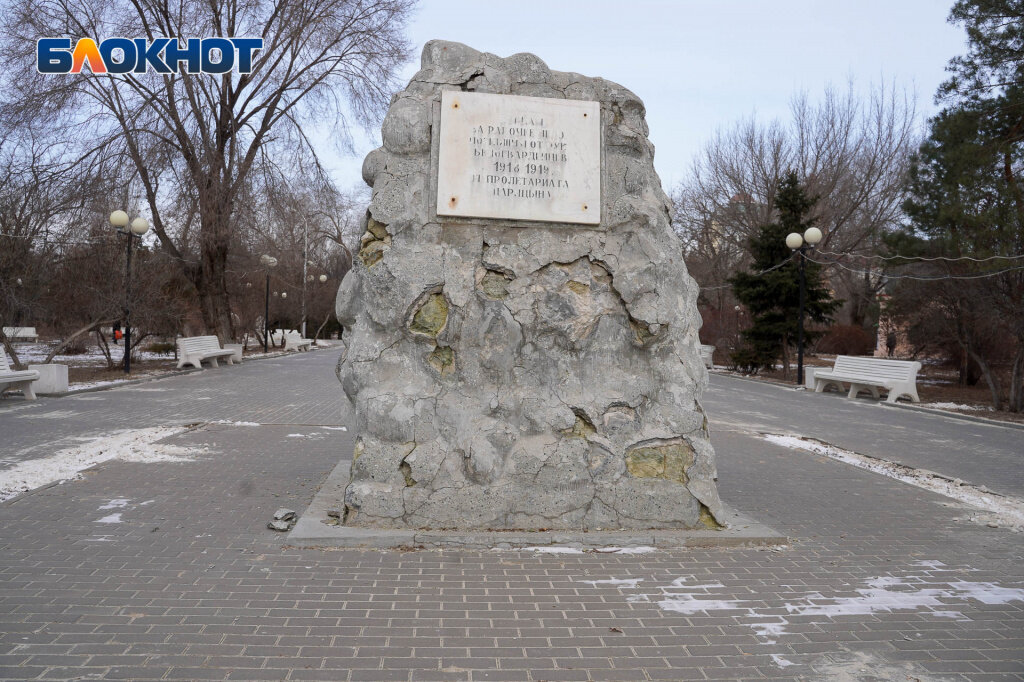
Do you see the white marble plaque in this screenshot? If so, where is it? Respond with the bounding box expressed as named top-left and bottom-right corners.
top-left (436, 91), bottom-right (601, 224)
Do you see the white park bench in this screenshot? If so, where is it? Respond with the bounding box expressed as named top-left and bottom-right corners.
top-left (813, 355), bottom-right (922, 404)
top-left (1, 350), bottom-right (39, 400)
top-left (700, 344), bottom-right (715, 369)
top-left (176, 335), bottom-right (237, 369)
top-left (2, 326), bottom-right (39, 342)
top-left (283, 331), bottom-right (313, 352)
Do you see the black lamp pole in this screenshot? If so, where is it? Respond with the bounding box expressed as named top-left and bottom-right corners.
top-left (123, 231), bottom-right (134, 374)
top-left (786, 227), bottom-right (822, 387)
top-left (796, 246), bottom-right (806, 387)
top-left (112, 212), bottom-right (149, 375)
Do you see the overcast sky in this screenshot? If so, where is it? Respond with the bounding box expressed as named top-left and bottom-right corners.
top-left (323, 0), bottom-right (968, 193)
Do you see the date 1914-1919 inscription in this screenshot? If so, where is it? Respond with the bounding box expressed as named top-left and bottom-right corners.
top-left (436, 91), bottom-right (600, 225)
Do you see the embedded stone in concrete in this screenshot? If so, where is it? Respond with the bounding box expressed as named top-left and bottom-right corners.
top-left (334, 40), bottom-right (724, 531)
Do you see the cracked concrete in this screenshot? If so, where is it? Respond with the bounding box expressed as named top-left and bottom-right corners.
top-left (334, 40), bottom-right (723, 530)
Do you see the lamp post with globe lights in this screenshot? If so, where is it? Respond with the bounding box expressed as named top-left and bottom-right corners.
top-left (785, 226), bottom-right (823, 386)
top-left (109, 210), bottom-right (150, 374)
top-left (259, 255), bottom-right (278, 353)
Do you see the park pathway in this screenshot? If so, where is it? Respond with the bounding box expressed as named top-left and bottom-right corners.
top-left (704, 372), bottom-right (1024, 498)
top-left (0, 349), bottom-right (344, 470)
top-left (0, 351), bottom-right (1021, 681)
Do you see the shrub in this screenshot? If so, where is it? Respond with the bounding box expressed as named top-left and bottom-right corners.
top-left (815, 325), bottom-right (875, 356)
top-left (146, 342), bottom-right (176, 355)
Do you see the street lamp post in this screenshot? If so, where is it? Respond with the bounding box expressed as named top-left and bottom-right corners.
top-left (260, 255), bottom-right (278, 353)
top-left (785, 226), bottom-right (823, 386)
top-left (110, 211), bottom-right (150, 374)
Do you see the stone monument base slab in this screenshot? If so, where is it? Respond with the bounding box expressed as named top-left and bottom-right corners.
top-left (289, 457), bottom-right (785, 550)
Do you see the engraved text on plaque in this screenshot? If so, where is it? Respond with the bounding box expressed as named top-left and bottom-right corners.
top-left (436, 90), bottom-right (601, 225)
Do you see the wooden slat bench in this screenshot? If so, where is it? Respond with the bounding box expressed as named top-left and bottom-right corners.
top-left (813, 355), bottom-right (922, 404)
top-left (1, 351), bottom-right (39, 400)
top-left (176, 335), bottom-right (237, 369)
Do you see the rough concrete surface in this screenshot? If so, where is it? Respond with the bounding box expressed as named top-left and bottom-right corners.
top-left (335, 41), bottom-right (722, 531)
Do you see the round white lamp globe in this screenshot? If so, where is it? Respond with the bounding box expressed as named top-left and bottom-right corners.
top-left (319, 274), bottom-right (328, 283)
top-left (109, 210), bottom-right (129, 227)
top-left (130, 217), bottom-right (149, 236)
top-left (281, 292), bottom-right (287, 299)
top-left (785, 232), bottom-right (804, 250)
top-left (803, 227), bottom-right (823, 245)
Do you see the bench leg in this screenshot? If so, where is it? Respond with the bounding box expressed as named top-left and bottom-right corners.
top-left (209, 358), bottom-right (219, 368)
top-left (21, 381), bottom-right (36, 400)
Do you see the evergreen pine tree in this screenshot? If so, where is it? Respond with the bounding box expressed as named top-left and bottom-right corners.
top-left (729, 172), bottom-right (839, 375)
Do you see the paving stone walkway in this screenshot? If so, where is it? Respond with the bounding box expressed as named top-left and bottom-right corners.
top-left (0, 352), bottom-right (1021, 681)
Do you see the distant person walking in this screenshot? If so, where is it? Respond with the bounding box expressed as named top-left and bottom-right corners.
top-left (886, 331), bottom-right (897, 358)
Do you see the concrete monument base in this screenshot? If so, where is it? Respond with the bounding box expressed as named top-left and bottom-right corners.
top-left (289, 456), bottom-right (785, 549)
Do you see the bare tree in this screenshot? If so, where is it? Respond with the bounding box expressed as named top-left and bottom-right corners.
top-left (674, 82), bottom-right (919, 326)
top-left (0, 0), bottom-right (414, 339)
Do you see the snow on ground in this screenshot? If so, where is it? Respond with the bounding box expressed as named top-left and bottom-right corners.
top-left (594, 546), bottom-right (656, 554)
top-left (578, 561), bottom-right (1024, 668)
top-left (762, 433), bottom-right (1024, 531)
top-left (0, 426), bottom-right (204, 501)
top-left (496, 546), bottom-right (658, 555)
top-left (923, 401), bottom-right (994, 412)
top-left (579, 578), bottom-right (644, 588)
top-left (7, 341), bottom-right (174, 367)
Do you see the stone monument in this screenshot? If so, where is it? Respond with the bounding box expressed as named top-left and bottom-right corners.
top-left (334, 40), bottom-right (725, 530)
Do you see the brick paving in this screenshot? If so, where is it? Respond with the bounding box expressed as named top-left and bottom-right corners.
top-left (0, 351), bottom-right (1022, 681)
top-left (0, 349), bottom-right (344, 469)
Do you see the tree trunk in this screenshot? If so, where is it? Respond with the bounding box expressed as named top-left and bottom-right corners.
top-left (968, 348), bottom-right (1003, 411)
top-left (780, 332), bottom-right (790, 379)
top-left (197, 211), bottom-right (236, 342)
top-left (1010, 345), bottom-right (1024, 413)
top-left (0, 330), bottom-right (23, 370)
top-left (44, 317), bottom-right (115, 364)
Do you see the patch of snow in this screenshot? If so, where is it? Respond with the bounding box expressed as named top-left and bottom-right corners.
top-left (770, 654), bottom-right (795, 668)
top-left (914, 559), bottom-right (945, 569)
top-left (98, 498), bottom-right (130, 510)
top-left (578, 561), bottom-right (1024, 670)
top-left (924, 401), bottom-right (993, 411)
top-left (0, 426), bottom-right (203, 501)
top-left (95, 513), bottom-right (122, 524)
top-left (211, 420), bottom-right (261, 426)
top-left (321, 426), bottom-right (348, 431)
top-left (657, 595), bottom-right (747, 614)
top-left (286, 433), bottom-right (306, 438)
top-left (762, 433), bottom-right (1024, 531)
top-left (525, 546), bottom-right (584, 554)
top-left (579, 578), bottom-right (643, 588)
top-left (594, 546), bottom-right (656, 554)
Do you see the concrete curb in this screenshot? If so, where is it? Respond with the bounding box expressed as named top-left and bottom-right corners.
top-left (288, 456), bottom-right (787, 550)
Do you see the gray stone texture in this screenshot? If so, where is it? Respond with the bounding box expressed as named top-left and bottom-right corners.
top-left (335, 40), bottom-right (723, 530)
